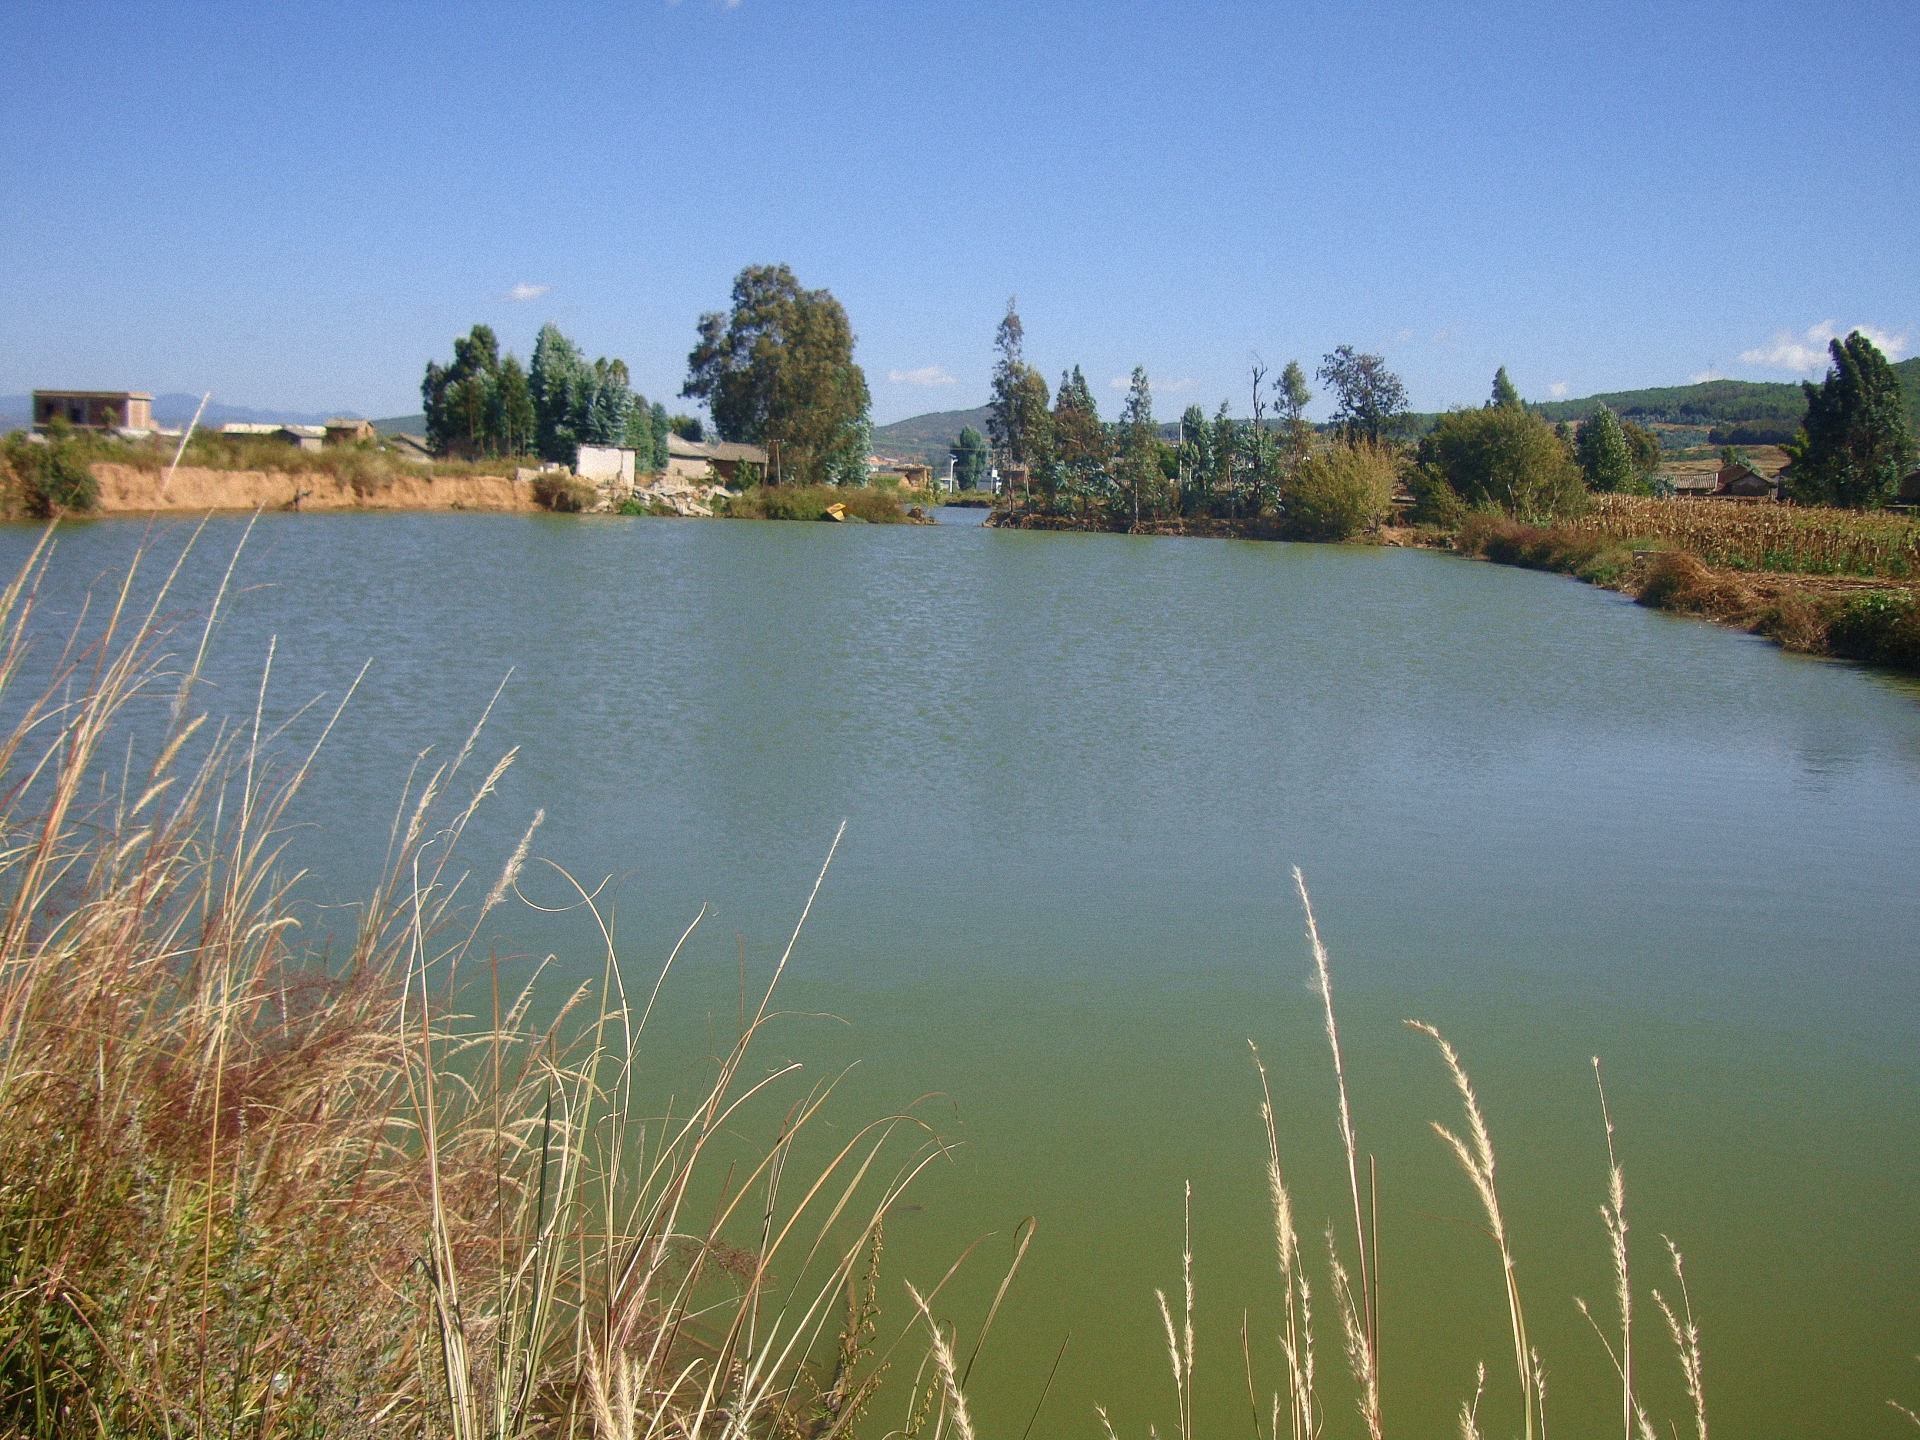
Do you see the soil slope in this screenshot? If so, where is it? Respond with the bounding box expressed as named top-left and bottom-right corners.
top-left (89, 464), bottom-right (541, 514)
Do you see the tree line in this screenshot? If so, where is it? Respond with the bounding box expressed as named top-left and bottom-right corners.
top-left (967, 299), bottom-right (1424, 537)
top-left (420, 264), bottom-right (873, 488)
top-left (972, 302), bottom-right (1913, 532)
top-left (422, 323), bottom-right (672, 471)
top-left (420, 278), bottom-right (1909, 518)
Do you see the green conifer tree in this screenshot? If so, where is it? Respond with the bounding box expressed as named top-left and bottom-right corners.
top-left (530, 324), bottom-right (587, 465)
top-left (1575, 404), bottom-right (1636, 492)
top-left (1788, 331), bottom-right (1914, 508)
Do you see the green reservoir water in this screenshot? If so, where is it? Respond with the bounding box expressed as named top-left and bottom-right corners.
top-left (9, 511), bottom-right (1918, 1439)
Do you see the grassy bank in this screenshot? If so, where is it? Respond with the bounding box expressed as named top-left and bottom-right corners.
top-left (1453, 510), bottom-right (1920, 672)
top-left (0, 429), bottom-right (532, 518)
top-left (719, 484), bottom-right (932, 523)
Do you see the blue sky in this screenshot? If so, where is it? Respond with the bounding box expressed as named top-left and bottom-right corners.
top-left (3, 0), bottom-right (1915, 426)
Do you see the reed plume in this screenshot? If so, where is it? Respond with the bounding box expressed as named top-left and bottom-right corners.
top-left (1294, 868), bottom-right (1380, 1440)
top-left (1407, 1020), bottom-right (1540, 1440)
top-left (1652, 1237), bottom-right (1707, 1440)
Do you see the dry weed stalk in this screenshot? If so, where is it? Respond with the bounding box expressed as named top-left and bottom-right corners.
top-left (1458, 1361), bottom-right (1486, 1440)
top-left (1152, 1182), bottom-right (1195, 1440)
top-left (0, 530), bottom-right (942, 1438)
top-left (1252, 1041), bottom-right (1317, 1440)
top-left (1652, 1237), bottom-right (1707, 1440)
top-left (1406, 1020), bottom-right (1541, 1440)
top-left (1293, 867), bottom-right (1380, 1440)
top-left (905, 1281), bottom-right (976, 1440)
top-left (1574, 1059), bottom-right (1655, 1440)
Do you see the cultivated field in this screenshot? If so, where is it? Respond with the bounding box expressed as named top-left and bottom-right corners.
top-left (1569, 495), bottom-right (1920, 580)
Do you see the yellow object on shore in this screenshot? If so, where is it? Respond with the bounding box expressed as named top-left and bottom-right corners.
top-left (824, 502), bottom-right (847, 521)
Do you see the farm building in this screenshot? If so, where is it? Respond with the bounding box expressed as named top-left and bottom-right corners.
top-left (1714, 461), bottom-right (1780, 499)
top-left (33, 391), bottom-right (153, 432)
top-left (221, 423), bottom-right (325, 451)
top-left (664, 436), bottom-right (768, 485)
top-left (324, 418), bottom-right (374, 446)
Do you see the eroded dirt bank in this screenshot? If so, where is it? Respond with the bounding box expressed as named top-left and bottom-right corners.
top-left (89, 464), bottom-right (541, 514)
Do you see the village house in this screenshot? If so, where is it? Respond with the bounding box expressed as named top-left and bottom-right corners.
top-left (664, 435), bottom-right (769, 486)
top-left (574, 444), bottom-right (636, 495)
top-left (33, 390), bottom-right (153, 432)
top-left (1713, 459), bottom-right (1781, 500)
top-left (221, 422), bottom-right (326, 451)
top-left (324, 418), bottom-right (374, 446)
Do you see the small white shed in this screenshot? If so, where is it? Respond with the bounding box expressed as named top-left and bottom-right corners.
top-left (575, 445), bottom-right (636, 489)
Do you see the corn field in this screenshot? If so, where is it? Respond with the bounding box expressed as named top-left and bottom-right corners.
top-left (1571, 495), bottom-right (1920, 579)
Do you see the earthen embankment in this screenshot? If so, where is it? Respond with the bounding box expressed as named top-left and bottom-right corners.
top-left (87, 463), bottom-right (541, 514)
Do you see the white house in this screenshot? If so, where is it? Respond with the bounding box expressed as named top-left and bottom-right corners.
top-left (575, 444), bottom-right (636, 492)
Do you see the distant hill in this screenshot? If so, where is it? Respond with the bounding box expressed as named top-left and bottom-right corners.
top-left (1530, 379), bottom-right (1806, 429)
top-left (872, 406), bottom-right (991, 460)
top-left (1528, 359), bottom-right (1920, 440)
top-left (372, 413), bottom-right (425, 437)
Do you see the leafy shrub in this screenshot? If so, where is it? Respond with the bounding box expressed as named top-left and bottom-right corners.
top-left (1826, 589), bottom-right (1920, 668)
top-left (1407, 468), bottom-right (1468, 528)
top-left (3, 430), bottom-right (98, 515)
top-left (1416, 404), bottom-right (1587, 520)
top-left (1282, 441), bottom-right (1397, 539)
top-left (532, 471), bottom-right (600, 512)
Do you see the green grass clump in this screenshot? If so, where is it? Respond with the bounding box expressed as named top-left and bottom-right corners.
top-left (0, 428), bottom-right (99, 516)
top-left (1456, 513), bottom-right (1627, 580)
top-left (1826, 588), bottom-right (1920, 667)
top-left (721, 485), bottom-right (916, 523)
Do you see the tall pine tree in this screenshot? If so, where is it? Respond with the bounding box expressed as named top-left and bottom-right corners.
top-left (1788, 331), bottom-right (1914, 508)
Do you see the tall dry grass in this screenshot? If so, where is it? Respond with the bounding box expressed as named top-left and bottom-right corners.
top-left (1103, 876), bottom-right (1712, 1440)
top-left (0, 525), bottom-right (952, 1437)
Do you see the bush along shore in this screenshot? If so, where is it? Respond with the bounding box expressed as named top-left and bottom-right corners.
top-left (1448, 505), bottom-right (1920, 673)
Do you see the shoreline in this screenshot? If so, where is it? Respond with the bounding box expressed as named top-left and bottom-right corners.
top-left (983, 501), bottom-right (1920, 678)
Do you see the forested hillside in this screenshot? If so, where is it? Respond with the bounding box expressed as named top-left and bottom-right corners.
top-left (872, 405), bottom-right (990, 457)
top-left (1533, 358), bottom-right (1920, 441)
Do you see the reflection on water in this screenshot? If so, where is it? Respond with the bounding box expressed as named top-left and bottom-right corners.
top-left (4, 513), bottom-right (1916, 1440)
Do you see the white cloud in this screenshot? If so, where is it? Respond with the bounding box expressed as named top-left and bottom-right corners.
top-left (1737, 321), bottom-right (1910, 372)
top-left (1110, 375), bottom-right (1130, 389)
top-left (1689, 367), bottom-right (1721, 384)
top-left (505, 283), bottom-right (549, 302)
top-left (1548, 382), bottom-right (1569, 398)
top-left (1161, 377), bottom-right (1197, 393)
top-left (887, 366), bottom-right (956, 387)
top-left (1396, 328), bottom-right (1416, 343)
